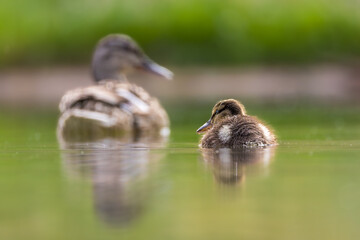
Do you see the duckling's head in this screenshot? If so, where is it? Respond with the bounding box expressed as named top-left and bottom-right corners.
top-left (197, 99), bottom-right (246, 134)
top-left (92, 34), bottom-right (173, 82)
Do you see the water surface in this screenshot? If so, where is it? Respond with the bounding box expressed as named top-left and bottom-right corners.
top-left (1, 103), bottom-right (360, 240)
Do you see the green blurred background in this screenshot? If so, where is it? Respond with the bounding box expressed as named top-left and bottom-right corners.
top-left (2, 0), bottom-right (360, 66)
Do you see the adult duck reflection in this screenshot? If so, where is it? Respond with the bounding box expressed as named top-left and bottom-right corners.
top-left (58, 137), bottom-right (167, 226)
top-left (200, 147), bottom-right (276, 186)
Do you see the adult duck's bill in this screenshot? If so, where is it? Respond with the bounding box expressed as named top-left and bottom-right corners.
top-left (141, 59), bottom-right (173, 80)
top-left (197, 120), bottom-right (212, 134)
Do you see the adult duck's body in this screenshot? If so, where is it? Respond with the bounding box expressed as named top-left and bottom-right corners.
top-left (197, 99), bottom-right (277, 148)
top-left (58, 34), bottom-right (173, 141)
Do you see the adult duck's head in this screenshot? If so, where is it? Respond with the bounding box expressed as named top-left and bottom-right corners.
top-left (92, 34), bottom-right (173, 82)
top-left (197, 99), bottom-right (246, 134)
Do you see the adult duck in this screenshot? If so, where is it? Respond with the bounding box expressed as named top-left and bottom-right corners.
top-left (58, 34), bottom-right (173, 141)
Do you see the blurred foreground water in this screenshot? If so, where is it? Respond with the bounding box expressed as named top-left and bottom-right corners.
top-left (0, 103), bottom-right (360, 240)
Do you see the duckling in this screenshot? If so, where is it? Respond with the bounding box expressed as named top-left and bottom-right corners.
top-left (197, 99), bottom-right (277, 148)
top-left (58, 34), bottom-right (173, 141)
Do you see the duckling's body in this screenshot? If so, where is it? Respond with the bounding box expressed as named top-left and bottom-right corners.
top-left (58, 34), bottom-right (172, 140)
top-left (197, 99), bottom-right (276, 148)
top-left (200, 115), bottom-right (276, 148)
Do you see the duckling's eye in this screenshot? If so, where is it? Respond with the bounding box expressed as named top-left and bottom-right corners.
top-left (211, 108), bottom-right (224, 119)
top-left (216, 108), bottom-right (225, 115)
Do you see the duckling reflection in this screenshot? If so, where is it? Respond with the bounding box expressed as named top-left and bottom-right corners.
top-left (59, 137), bottom-right (166, 226)
top-left (200, 147), bottom-right (276, 186)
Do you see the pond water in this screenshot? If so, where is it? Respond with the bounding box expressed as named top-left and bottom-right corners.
top-left (1, 102), bottom-right (360, 240)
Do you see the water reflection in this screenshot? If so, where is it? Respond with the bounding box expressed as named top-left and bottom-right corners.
top-left (58, 132), bottom-right (167, 226)
top-left (200, 147), bottom-right (276, 186)
top-left (57, 113), bottom-right (167, 144)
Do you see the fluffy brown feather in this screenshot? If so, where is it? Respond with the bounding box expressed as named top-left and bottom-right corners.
top-left (198, 99), bottom-right (277, 148)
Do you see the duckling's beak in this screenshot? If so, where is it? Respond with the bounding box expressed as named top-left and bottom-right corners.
top-left (197, 120), bottom-right (212, 134)
top-left (141, 59), bottom-right (173, 80)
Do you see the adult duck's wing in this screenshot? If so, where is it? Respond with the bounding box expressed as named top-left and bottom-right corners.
top-left (114, 83), bottom-right (170, 136)
top-left (57, 84), bottom-right (135, 142)
top-left (59, 84), bottom-right (124, 113)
